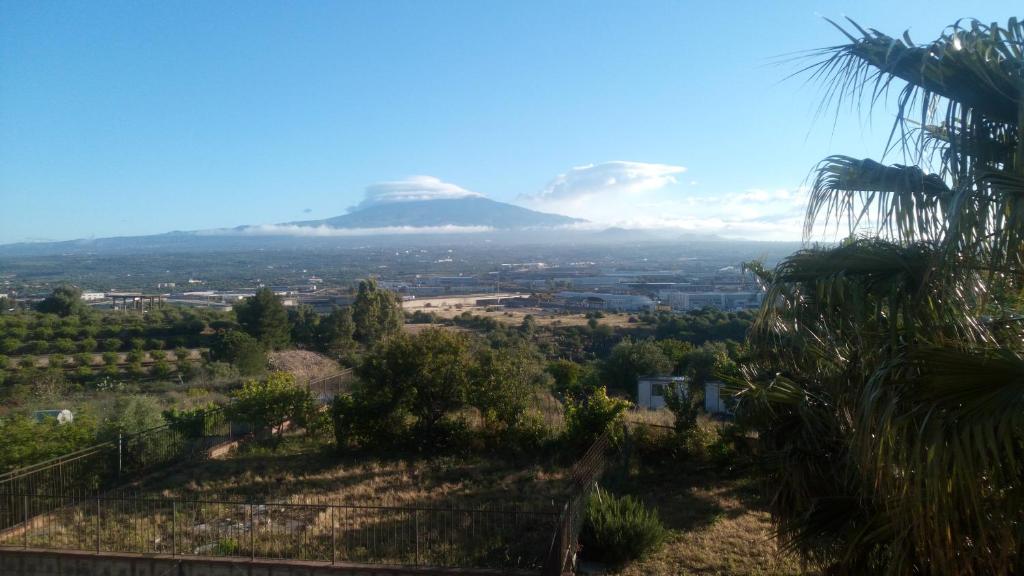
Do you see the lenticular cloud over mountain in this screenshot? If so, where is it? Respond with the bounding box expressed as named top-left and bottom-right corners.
top-left (354, 176), bottom-right (485, 210)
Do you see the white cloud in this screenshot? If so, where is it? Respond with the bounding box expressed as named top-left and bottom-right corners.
top-left (356, 176), bottom-right (483, 209)
top-left (204, 224), bottom-right (494, 237)
top-left (523, 161), bottom-right (807, 241)
top-left (526, 161), bottom-right (687, 203)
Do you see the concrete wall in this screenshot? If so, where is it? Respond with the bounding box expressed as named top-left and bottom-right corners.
top-left (0, 549), bottom-right (528, 576)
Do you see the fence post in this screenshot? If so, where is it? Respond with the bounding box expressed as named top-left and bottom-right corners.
top-left (95, 496), bottom-right (101, 554)
top-left (249, 503), bottom-right (255, 560)
top-left (414, 509), bottom-right (420, 566)
top-left (171, 500), bottom-right (177, 556)
top-left (117, 434), bottom-right (123, 478)
top-left (331, 506), bottom-right (336, 564)
top-left (22, 494), bottom-right (28, 549)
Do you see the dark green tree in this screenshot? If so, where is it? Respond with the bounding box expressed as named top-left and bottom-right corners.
top-left (234, 288), bottom-right (290, 350)
top-left (36, 286), bottom-right (85, 317)
top-left (350, 279), bottom-right (403, 345)
top-left (317, 306), bottom-right (357, 358)
top-left (601, 338), bottom-right (673, 395)
top-left (287, 304), bottom-right (320, 348)
top-left (208, 330), bottom-right (266, 376)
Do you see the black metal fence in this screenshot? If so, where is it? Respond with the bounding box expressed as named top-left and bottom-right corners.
top-left (305, 370), bottom-right (352, 404)
top-left (0, 406), bottom-right (235, 533)
top-left (0, 494), bottom-right (558, 571)
top-left (0, 382), bottom-right (614, 575)
top-left (543, 430), bottom-right (611, 576)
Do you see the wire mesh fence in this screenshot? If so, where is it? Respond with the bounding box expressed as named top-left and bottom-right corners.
top-left (305, 370), bottom-right (353, 404)
top-left (0, 494), bottom-right (559, 571)
top-left (0, 382), bottom-right (613, 575)
top-left (0, 406), bottom-right (232, 533)
top-left (543, 430), bottom-right (611, 576)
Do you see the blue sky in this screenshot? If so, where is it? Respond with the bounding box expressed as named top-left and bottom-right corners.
top-left (1, 0), bottom-right (1018, 243)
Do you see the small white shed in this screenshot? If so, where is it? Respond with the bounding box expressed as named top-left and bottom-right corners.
top-left (637, 376), bottom-right (685, 410)
top-left (703, 380), bottom-right (732, 415)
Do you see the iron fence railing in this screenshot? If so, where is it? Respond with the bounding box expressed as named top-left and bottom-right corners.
top-left (543, 430), bottom-right (611, 576)
top-left (305, 369), bottom-right (352, 404)
top-left (0, 494), bottom-right (558, 571)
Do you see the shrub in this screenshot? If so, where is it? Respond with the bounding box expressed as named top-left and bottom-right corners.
top-left (564, 386), bottom-right (631, 449)
top-left (581, 487), bottom-right (667, 566)
top-left (78, 338), bottom-right (98, 352)
top-left (53, 338), bottom-right (76, 354)
top-left (102, 351), bottom-right (119, 365)
top-left (209, 330), bottom-right (266, 377)
top-left (103, 338), bottom-right (122, 352)
top-left (151, 360), bottom-right (173, 379)
top-left (225, 372), bottom-right (315, 444)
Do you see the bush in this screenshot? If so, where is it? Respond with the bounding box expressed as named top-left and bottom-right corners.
top-left (78, 337), bottom-right (98, 352)
top-left (103, 338), bottom-right (122, 352)
top-left (564, 386), bottom-right (631, 449)
top-left (581, 487), bottom-right (667, 566)
top-left (225, 372), bottom-right (315, 445)
top-left (209, 330), bottom-right (266, 377)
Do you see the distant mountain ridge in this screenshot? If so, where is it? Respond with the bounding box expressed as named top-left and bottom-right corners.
top-left (287, 197), bottom-right (584, 230)
top-left (0, 196), bottom-right (591, 256)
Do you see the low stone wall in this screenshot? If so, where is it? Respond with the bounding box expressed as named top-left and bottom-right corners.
top-left (0, 549), bottom-right (534, 576)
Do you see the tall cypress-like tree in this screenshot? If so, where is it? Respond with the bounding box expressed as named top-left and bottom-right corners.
top-left (351, 279), bottom-right (403, 346)
top-left (234, 288), bottom-right (290, 350)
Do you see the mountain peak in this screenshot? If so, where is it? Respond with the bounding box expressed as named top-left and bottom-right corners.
top-left (290, 196), bottom-right (584, 230)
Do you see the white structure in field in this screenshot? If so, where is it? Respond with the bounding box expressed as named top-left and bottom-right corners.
top-left (636, 376), bottom-right (684, 410)
top-left (555, 291), bottom-right (656, 312)
top-left (703, 380), bottom-right (731, 415)
top-left (636, 376), bottom-right (732, 415)
top-left (659, 290), bottom-right (764, 311)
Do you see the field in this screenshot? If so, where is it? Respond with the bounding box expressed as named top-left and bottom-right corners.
top-left (402, 294), bottom-right (638, 329)
top-left (147, 436), bottom-right (571, 509)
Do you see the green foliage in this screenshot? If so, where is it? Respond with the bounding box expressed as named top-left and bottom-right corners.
top-left (736, 18), bottom-right (1024, 575)
top-left (602, 338), bottom-right (673, 396)
top-left (209, 330), bottom-right (267, 376)
top-left (101, 396), bottom-right (165, 438)
top-left (336, 328), bottom-right (546, 453)
top-left (564, 386), bottom-right (630, 449)
top-left (0, 412), bottom-right (100, 472)
top-left (351, 279), bottom-right (403, 345)
top-left (234, 288), bottom-right (290, 350)
top-left (581, 487), bottom-right (667, 566)
top-left (287, 304), bottom-right (320, 348)
top-left (103, 338), bottom-right (122, 352)
top-left (316, 306), bottom-right (357, 359)
top-left (346, 328), bottom-right (473, 450)
top-left (35, 286), bottom-right (85, 317)
top-left (225, 371), bottom-right (315, 443)
top-left (164, 404), bottom-right (220, 437)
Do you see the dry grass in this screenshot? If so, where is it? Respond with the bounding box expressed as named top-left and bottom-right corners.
top-left (147, 438), bottom-right (569, 512)
top-left (605, 456), bottom-right (813, 576)
top-left (267, 350), bottom-right (342, 383)
top-left (406, 303), bottom-right (638, 330)
top-left (625, 408), bottom-right (675, 428)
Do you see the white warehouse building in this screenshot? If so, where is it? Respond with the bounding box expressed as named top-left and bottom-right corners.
top-left (555, 291), bottom-right (656, 312)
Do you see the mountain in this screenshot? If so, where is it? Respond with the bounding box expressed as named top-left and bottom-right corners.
top-left (0, 197), bottom-right (587, 256)
top-left (287, 197), bottom-right (584, 230)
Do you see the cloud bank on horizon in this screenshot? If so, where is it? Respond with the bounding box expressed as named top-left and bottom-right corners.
top-left (519, 161), bottom-right (806, 241)
top-left (283, 163), bottom-right (807, 241)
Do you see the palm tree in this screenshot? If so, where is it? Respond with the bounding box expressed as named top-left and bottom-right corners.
top-left (736, 19), bottom-right (1024, 575)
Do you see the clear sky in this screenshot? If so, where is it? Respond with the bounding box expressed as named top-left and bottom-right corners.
top-left (1, 1), bottom-right (1018, 244)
